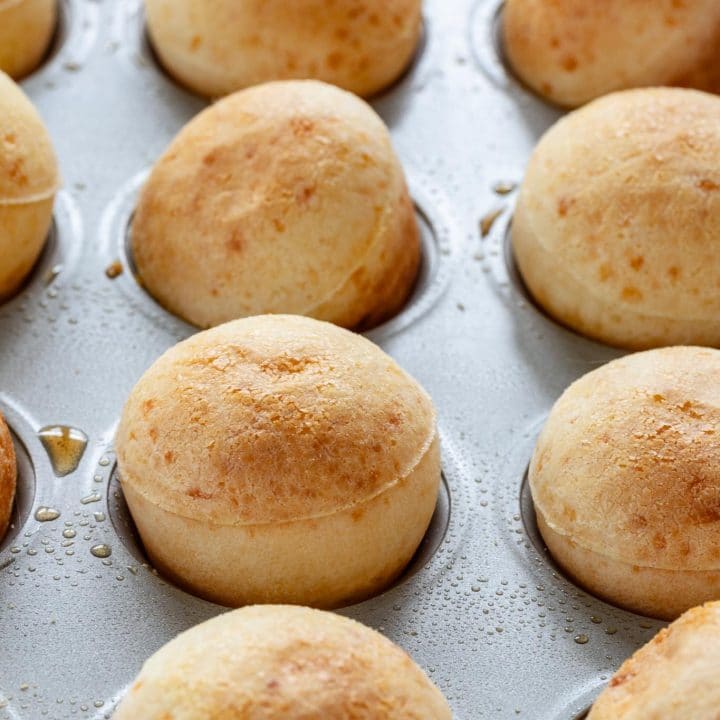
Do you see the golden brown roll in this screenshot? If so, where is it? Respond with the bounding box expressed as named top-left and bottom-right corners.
top-left (0, 0), bottom-right (57, 81)
top-left (0, 412), bottom-right (17, 542)
top-left (144, 0), bottom-right (422, 98)
top-left (113, 605), bottom-right (452, 720)
top-left (530, 346), bottom-right (720, 620)
top-left (115, 314), bottom-right (440, 608)
top-left (132, 80), bottom-right (419, 330)
top-left (503, 0), bottom-right (720, 108)
top-left (589, 602), bottom-right (720, 719)
top-left (0, 70), bottom-right (58, 302)
top-left (512, 88), bottom-right (720, 350)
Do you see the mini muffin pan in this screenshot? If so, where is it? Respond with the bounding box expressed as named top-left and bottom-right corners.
top-left (0, 0), bottom-right (670, 717)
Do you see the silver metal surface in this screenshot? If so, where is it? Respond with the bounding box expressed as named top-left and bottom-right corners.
top-left (0, 1), bottom-right (665, 717)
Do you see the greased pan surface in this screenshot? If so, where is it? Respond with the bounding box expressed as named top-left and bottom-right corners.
top-left (0, 1), bottom-right (666, 717)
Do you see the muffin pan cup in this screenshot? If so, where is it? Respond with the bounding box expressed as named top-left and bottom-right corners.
top-left (0, 0), bottom-right (672, 718)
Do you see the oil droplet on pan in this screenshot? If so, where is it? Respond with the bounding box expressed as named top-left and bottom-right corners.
top-left (35, 507), bottom-right (61, 522)
top-left (38, 426), bottom-right (88, 477)
top-left (480, 207), bottom-right (505, 238)
top-left (90, 544), bottom-right (112, 559)
top-left (105, 260), bottom-right (124, 279)
top-left (493, 180), bottom-right (517, 195)
top-left (574, 634), bottom-right (589, 645)
top-left (44, 263), bottom-right (63, 286)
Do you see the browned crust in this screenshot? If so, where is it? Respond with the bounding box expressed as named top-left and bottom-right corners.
top-left (0, 70), bottom-right (58, 202)
top-left (503, 0), bottom-right (720, 107)
top-left (513, 88), bottom-right (720, 349)
top-left (531, 347), bottom-right (720, 579)
top-left (589, 602), bottom-right (720, 718)
top-left (113, 605), bottom-right (452, 719)
top-left (132, 80), bottom-right (418, 330)
top-left (116, 314), bottom-right (436, 526)
top-left (144, 0), bottom-right (422, 98)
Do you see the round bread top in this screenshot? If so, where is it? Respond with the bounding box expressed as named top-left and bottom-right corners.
top-left (516, 88), bottom-right (720, 330)
top-left (503, 0), bottom-right (720, 107)
top-left (530, 347), bottom-right (720, 571)
top-left (116, 605), bottom-right (451, 719)
top-left (0, 412), bottom-right (16, 539)
top-left (132, 79), bottom-right (413, 329)
top-left (116, 315), bottom-right (436, 526)
top-left (589, 601), bottom-right (720, 719)
top-left (0, 70), bottom-right (58, 204)
top-left (144, 0), bottom-right (422, 98)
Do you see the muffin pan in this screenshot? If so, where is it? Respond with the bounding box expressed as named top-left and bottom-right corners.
top-left (0, 0), bottom-right (674, 717)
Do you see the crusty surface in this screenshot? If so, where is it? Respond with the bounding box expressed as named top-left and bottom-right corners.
top-left (116, 314), bottom-right (436, 525)
top-left (503, 0), bottom-right (720, 107)
top-left (589, 602), bottom-right (720, 719)
top-left (132, 79), bottom-right (419, 329)
top-left (144, 0), bottom-right (422, 98)
top-left (0, 69), bottom-right (58, 203)
top-left (513, 88), bottom-right (720, 349)
top-left (114, 605), bottom-right (451, 720)
top-left (531, 347), bottom-right (720, 572)
top-left (0, 0), bottom-right (57, 81)
top-left (0, 411), bottom-right (17, 541)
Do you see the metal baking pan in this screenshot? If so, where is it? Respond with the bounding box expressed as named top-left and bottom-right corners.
top-left (0, 0), bottom-right (665, 717)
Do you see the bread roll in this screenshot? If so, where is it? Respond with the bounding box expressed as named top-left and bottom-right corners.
top-left (0, 412), bottom-right (17, 542)
top-left (530, 347), bottom-right (720, 620)
top-left (0, 70), bottom-right (58, 301)
top-left (144, 0), bottom-right (422, 98)
top-left (113, 605), bottom-right (452, 720)
top-left (512, 88), bottom-right (720, 350)
top-left (132, 80), bottom-right (419, 330)
top-left (503, 0), bottom-right (720, 108)
top-left (589, 602), bottom-right (720, 719)
top-left (115, 314), bottom-right (440, 608)
top-left (0, 0), bottom-right (57, 81)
